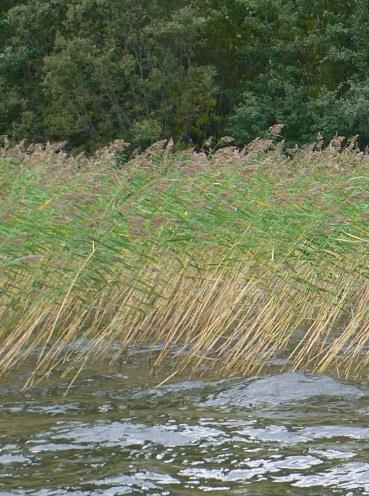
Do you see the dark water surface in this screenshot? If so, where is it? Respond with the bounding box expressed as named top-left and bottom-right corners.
top-left (2, 352), bottom-right (369, 495)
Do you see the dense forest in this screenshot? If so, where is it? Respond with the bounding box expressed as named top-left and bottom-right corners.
top-left (1, 0), bottom-right (369, 151)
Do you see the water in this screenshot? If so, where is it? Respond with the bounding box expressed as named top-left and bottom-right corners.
top-left (2, 352), bottom-right (369, 495)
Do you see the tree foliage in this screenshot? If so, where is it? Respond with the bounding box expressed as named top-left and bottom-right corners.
top-left (1, 0), bottom-right (369, 150)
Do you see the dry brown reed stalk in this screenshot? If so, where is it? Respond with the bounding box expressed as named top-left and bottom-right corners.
top-left (1, 248), bottom-right (369, 382)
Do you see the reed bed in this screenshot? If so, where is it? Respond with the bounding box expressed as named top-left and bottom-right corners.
top-left (1, 136), bottom-right (369, 383)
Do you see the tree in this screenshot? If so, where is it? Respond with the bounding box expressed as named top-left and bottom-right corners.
top-left (1, 0), bottom-right (369, 151)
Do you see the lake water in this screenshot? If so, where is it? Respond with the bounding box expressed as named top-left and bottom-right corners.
top-left (2, 350), bottom-right (369, 495)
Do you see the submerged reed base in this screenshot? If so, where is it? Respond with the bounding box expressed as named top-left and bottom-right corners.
top-left (1, 135), bottom-right (369, 383)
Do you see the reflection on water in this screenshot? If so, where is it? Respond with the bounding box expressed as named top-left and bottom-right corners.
top-left (1, 353), bottom-right (369, 495)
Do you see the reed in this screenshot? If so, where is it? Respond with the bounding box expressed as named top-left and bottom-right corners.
top-left (1, 136), bottom-right (369, 383)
